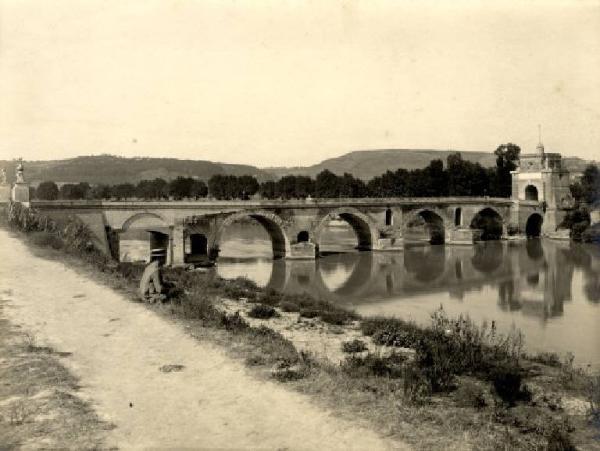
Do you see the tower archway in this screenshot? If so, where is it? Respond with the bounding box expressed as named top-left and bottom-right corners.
top-left (525, 213), bottom-right (543, 238)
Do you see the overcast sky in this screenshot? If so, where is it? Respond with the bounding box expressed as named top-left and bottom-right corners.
top-left (1, 0), bottom-right (599, 167)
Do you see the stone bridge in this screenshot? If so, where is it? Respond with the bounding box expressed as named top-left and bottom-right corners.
top-left (29, 197), bottom-right (546, 265)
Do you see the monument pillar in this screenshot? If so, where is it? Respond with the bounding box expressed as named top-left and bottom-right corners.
top-left (11, 160), bottom-right (30, 205)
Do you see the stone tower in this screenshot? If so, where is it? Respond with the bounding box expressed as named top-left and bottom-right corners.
top-left (511, 139), bottom-right (573, 235)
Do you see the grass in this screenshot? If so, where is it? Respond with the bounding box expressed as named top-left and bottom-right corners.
top-left (4, 203), bottom-right (600, 450)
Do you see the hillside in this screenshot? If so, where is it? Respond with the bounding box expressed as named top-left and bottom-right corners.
top-left (265, 149), bottom-right (591, 180)
top-left (0, 155), bottom-right (270, 185)
top-left (1, 150), bottom-right (591, 186)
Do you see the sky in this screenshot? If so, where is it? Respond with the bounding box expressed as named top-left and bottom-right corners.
top-left (0, 0), bottom-right (599, 167)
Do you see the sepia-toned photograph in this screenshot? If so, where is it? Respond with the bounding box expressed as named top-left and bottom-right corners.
top-left (1, 0), bottom-right (599, 449)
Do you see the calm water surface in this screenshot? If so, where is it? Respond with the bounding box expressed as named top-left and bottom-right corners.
top-left (217, 223), bottom-right (600, 369)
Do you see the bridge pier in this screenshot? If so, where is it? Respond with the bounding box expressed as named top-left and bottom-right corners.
top-left (170, 223), bottom-right (186, 266)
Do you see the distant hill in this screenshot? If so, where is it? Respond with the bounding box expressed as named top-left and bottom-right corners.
top-left (0, 155), bottom-right (271, 186)
top-left (265, 149), bottom-right (592, 180)
top-left (1, 150), bottom-right (592, 186)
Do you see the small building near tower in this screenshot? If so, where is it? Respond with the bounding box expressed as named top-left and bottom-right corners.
top-left (511, 140), bottom-right (575, 236)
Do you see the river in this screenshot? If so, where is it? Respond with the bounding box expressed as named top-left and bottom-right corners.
top-left (215, 222), bottom-right (600, 369)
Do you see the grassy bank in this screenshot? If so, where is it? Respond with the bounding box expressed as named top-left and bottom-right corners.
top-left (2, 202), bottom-right (599, 450)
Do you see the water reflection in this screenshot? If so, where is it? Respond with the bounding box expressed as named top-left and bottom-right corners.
top-left (217, 233), bottom-right (600, 367)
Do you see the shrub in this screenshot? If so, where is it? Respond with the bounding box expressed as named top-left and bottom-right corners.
top-left (361, 316), bottom-right (425, 348)
top-left (320, 310), bottom-right (354, 325)
top-left (341, 339), bottom-right (368, 353)
top-left (490, 365), bottom-right (530, 406)
top-left (299, 308), bottom-right (320, 319)
top-left (454, 379), bottom-right (487, 408)
top-left (280, 301), bottom-right (300, 312)
top-left (545, 420), bottom-right (576, 451)
top-left (341, 352), bottom-right (407, 379)
top-left (529, 351), bottom-right (562, 367)
top-left (254, 289), bottom-right (282, 306)
top-left (247, 304), bottom-right (279, 320)
top-left (588, 373), bottom-right (600, 420)
top-left (219, 311), bottom-right (250, 333)
top-left (246, 326), bottom-right (299, 366)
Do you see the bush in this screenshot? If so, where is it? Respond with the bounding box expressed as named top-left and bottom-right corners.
top-left (299, 308), bottom-right (320, 319)
top-left (341, 339), bottom-right (368, 353)
top-left (341, 352), bottom-right (407, 379)
top-left (219, 311), bottom-right (250, 333)
top-left (280, 301), bottom-right (300, 312)
top-left (529, 351), bottom-right (562, 367)
top-left (545, 420), bottom-right (576, 451)
top-left (320, 310), bottom-right (354, 325)
top-left (490, 365), bottom-right (530, 406)
top-left (247, 304), bottom-right (279, 320)
top-left (361, 316), bottom-right (425, 348)
top-left (454, 379), bottom-right (487, 408)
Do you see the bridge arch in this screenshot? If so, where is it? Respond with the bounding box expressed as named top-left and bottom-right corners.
top-left (312, 207), bottom-right (379, 252)
top-left (403, 208), bottom-right (447, 244)
top-left (469, 207), bottom-right (505, 240)
top-left (211, 210), bottom-right (291, 260)
top-left (119, 212), bottom-right (169, 231)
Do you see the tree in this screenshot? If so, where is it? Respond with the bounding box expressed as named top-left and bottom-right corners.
top-left (571, 164), bottom-right (600, 206)
top-left (259, 180), bottom-right (277, 199)
top-left (190, 179), bottom-right (208, 198)
top-left (169, 176), bottom-right (195, 200)
top-left (111, 183), bottom-right (136, 200)
top-left (90, 184), bottom-right (112, 199)
top-left (492, 143), bottom-right (520, 197)
top-left (315, 170), bottom-right (340, 198)
top-left (59, 182), bottom-right (90, 200)
top-left (36, 181), bottom-right (59, 200)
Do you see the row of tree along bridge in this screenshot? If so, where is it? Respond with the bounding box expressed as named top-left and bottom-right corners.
top-left (28, 197), bottom-right (547, 266)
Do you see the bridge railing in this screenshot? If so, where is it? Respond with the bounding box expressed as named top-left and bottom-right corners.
top-left (30, 196), bottom-right (517, 209)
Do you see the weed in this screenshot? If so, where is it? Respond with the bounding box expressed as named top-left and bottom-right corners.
top-left (489, 365), bottom-right (530, 406)
top-left (341, 352), bottom-right (407, 379)
top-left (588, 373), bottom-right (600, 420)
top-left (529, 351), bottom-right (562, 367)
top-left (341, 339), bottom-right (368, 354)
top-left (247, 304), bottom-right (279, 320)
top-left (280, 301), bottom-right (301, 312)
top-left (454, 379), bottom-right (488, 409)
top-left (299, 308), bottom-right (320, 319)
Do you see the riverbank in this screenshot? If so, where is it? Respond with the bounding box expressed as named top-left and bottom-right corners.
top-left (1, 204), bottom-right (599, 449)
top-left (0, 229), bottom-right (402, 450)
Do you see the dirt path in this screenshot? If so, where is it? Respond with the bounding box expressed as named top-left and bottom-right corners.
top-left (0, 230), bottom-right (405, 450)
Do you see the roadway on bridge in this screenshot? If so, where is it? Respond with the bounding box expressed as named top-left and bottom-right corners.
top-left (0, 229), bottom-right (405, 450)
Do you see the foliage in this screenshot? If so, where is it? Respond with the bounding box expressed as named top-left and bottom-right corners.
top-left (341, 352), bottom-right (407, 379)
top-left (59, 182), bottom-right (90, 200)
top-left (492, 143), bottom-right (520, 197)
top-left (570, 164), bottom-right (600, 206)
top-left (588, 373), bottom-right (600, 421)
top-left (490, 365), bottom-right (530, 406)
top-left (247, 304), bottom-right (279, 319)
top-left (560, 206), bottom-right (591, 241)
top-left (341, 339), bottom-right (368, 353)
top-left (454, 379), bottom-right (488, 408)
top-left (36, 181), bottom-right (59, 200)
top-left (208, 174), bottom-right (259, 200)
top-left (529, 351), bottom-right (562, 368)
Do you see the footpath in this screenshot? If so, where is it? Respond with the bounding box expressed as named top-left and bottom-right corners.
top-left (0, 229), bottom-right (404, 450)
